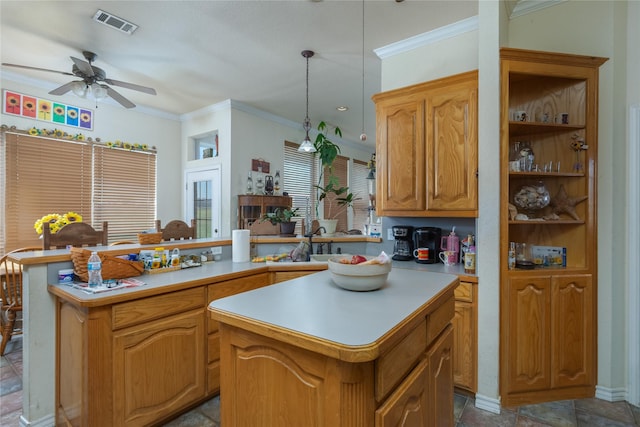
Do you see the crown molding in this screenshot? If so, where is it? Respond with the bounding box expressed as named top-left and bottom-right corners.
top-left (509, 0), bottom-right (567, 19)
top-left (374, 15), bottom-right (478, 60)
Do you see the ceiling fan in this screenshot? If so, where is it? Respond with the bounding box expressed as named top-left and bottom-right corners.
top-left (2, 50), bottom-right (156, 109)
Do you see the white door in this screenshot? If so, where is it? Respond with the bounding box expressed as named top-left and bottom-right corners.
top-left (185, 166), bottom-right (221, 238)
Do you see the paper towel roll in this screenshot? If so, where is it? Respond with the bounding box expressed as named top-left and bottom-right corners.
top-left (232, 229), bottom-right (251, 263)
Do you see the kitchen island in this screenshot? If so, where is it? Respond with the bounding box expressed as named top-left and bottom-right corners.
top-left (209, 268), bottom-right (458, 426)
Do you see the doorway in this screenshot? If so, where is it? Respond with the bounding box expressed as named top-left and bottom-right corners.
top-left (186, 166), bottom-right (221, 238)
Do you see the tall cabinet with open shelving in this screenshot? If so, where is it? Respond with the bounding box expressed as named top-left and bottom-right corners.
top-left (499, 48), bottom-right (607, 407)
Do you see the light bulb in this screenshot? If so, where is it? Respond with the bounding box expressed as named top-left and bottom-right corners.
top-left (71, 81), bottom-right (88, 98)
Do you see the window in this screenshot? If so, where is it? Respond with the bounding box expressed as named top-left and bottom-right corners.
top-left (351, 159), bottom-right (370, 233)
top-left (283, 141), bottom-right (370, 235)
top-left (283, 141), bottom-right (315, 235)
top-left (1, 131), bottom-right (157, 254)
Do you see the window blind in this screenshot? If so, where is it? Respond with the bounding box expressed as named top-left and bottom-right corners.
top-left (1, 131), bottom-right (157, 255)
top-left (284, 141), bottom-right (316, 235)
top-left (352, 159), bottom-right (370, 233)
top-left (2, 132), bottom-right (92, 252)
top-left (324, 155), bottom-right (349, 233)
top-left (93, 145), bottom-right (157, 242)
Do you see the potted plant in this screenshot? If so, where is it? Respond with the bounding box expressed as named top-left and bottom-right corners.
top-left (260, 207), bottom-right (300, 236)
top-left (313, 121), bottom-right (358, 235)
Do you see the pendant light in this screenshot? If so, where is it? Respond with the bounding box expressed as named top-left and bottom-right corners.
top-left (359, 0), bottom-right (367, 142)
top-left (298, 50), bottom-right (316, 153)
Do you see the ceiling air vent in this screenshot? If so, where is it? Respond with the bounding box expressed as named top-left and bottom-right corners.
top-left (93, 10), bottom-right (138, 35)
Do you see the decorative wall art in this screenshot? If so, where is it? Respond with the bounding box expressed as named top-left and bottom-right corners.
top-left (2, 90), bottom-right (94, 130)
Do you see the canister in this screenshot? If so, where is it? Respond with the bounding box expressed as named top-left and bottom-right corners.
top-left (58, 268), bottom-right (74, 284)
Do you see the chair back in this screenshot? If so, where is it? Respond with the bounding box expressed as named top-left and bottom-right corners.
top-left (155, 219), bottom-right (196, 241)
top-left (0, 247), bottom-right (40, 312)
top-left (42, 221), bottom-right (108, 249)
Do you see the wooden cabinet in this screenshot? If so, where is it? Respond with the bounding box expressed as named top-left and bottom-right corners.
top-left (453, 281), bottom-right (477, 392)
top-left (206, 272), bottom-right (271, 395)
top-left (237, 194), bottom-right (291, 229)
top-left (56, 287), bottom-right (207, 427)
top-left (215, 282), bottom-right (456, 427)
top-left (373, 70), bottom-right (478, 217)
top-left (499, 48), bottom-right (607, 407)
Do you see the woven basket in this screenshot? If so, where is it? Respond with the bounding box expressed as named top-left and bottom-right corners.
top-left (138, 232), bottom-right (163, 245)
top-left (70, 247), bottom-right (144, 282)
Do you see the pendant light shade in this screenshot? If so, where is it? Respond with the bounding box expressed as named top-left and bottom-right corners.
top-left (298, 50), bottom-right (316, 153)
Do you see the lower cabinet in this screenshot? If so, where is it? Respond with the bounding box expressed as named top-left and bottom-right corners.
top-left (376, 325), bottom-right (453, 427)
top-left (503, 274), bottom-right (594, 406)
top-left (56, 287), bottom-right (207, 427)
top-left (452, 280), bottom-right (477, 392)
top-left (217, 287), bottom-right (455, 427)
top-left (206, 272), bottom-right (271, 395)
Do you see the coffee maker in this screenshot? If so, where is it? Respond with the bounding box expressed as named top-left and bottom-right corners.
top-left (413, 227), bottom-right (441, 264)
top-left (391, 225), bottom-right (414, 261)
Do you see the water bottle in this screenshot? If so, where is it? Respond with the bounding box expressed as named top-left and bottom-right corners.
top-left (87, 251), bottom-right (102, 288)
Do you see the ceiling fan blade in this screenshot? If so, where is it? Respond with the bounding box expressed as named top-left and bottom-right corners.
top-left (1, 63), bottom-right (74, 76)
top-left (49, 81), bottom-right (78, 96)
top-left (70, 56), bottom-right (94, 77)
top-left (104, 78), bottom-right (157, 95)
top-left (105, 86), bottom-right (136, 109)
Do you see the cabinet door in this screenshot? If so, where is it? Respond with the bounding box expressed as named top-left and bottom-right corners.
top-left (113, 309), bottom-right (206, 426)
top-left (453, 300), bottom-right (474, 391)
top-left (425, 75), bottom-right (478, 213)
top-left (551, 274), bottom-right (593, 388)
top-left (375, 357), bottom-right (430, 427)
top-left (507, 276), bottom-right (552, 393)
top-left (375, 96), bottom-right (426, 214)
top-left (427, 325), bottom-right (454, 427)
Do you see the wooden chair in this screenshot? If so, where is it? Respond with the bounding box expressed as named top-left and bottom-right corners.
top-left (0, 246), bottom-right (41, 355)
top-left (155, 219), bottom-right (196, 241)
top-left (42, 221), bottom-right (108, 250)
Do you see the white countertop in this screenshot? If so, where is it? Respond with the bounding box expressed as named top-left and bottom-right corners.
top-left (209, 267), bottom-right (457, 347)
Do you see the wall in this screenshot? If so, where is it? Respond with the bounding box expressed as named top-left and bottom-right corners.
top-left (0, 76), bottom-right (183, 224)
top-left (180, 100), bottom-right (374, 237)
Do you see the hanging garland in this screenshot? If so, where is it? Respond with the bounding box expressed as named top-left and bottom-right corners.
top-left (1, 124), bottom-right (156, 153)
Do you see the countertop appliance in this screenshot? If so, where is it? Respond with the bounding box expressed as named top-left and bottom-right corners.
top-left (391, 225), bottom-right (413, 261)
top-left (413, 227), bottom-right (441, 264)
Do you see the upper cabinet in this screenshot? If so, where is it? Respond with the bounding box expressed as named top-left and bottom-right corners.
top-left (499, 48), bottom-right (607, 407)
top-left (373, 70), bottom-right (478, 218)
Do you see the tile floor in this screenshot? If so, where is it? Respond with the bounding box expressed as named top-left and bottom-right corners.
top-left (2, 335), bottom-right (639, 427)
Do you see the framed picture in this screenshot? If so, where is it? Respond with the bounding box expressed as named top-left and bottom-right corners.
top-left (2, 90), bottom-right (94, 130)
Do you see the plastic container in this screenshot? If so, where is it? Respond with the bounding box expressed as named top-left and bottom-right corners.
top-left (87, 252), bottom-right (102, 288)
top-left (58, 268), bottom-right (74, 285)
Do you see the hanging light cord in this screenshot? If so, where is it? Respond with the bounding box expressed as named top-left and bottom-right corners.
top-left (360, 0), bottom-right (367, 141)
top-left (303, 51), bottom-right (312, 133)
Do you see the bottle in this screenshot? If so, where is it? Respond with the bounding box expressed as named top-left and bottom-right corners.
top-left (171, 248), bottom-right (181, 267)
top-left (87, 251), bottom-right (102, 288)
top-left (464, 245), bottom-right (476, 274)
top-left (508, 242), bottom-right (516, 270)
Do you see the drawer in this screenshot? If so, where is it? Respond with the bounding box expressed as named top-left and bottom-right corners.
top-left (426, 296), bottom-right (454, 343)
top-left (375, 319), bottom-right (427, 402)
top-left (112, 287), bottom-right (205, 330)
top-left (455, 281), bottom-right (473, 303)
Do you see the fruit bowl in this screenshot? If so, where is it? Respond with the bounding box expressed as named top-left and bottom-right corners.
top-left (327, 256), bottom-right (392, 292)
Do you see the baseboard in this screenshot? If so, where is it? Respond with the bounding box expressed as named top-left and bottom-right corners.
top-left (595, 385), bottom-right (628, 402)
top-left (474, 392), bottom-right (501, 414)
top-left (19, 413), bottom-right (55, 427)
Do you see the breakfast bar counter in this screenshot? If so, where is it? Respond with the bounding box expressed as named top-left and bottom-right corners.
top-left (209, 268), bottom-right (458, 426)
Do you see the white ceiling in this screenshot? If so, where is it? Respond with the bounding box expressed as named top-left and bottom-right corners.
top-left (1, 1), bottom-right (482, 146)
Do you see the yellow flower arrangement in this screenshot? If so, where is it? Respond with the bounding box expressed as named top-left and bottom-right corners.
top-left (34, 211), bottom-right (83, 235)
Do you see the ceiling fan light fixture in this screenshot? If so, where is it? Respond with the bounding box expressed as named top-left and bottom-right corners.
top-left (71, 81), bottom-right (88, 98)
top-left (91, 83), bottom-right (108, 100)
